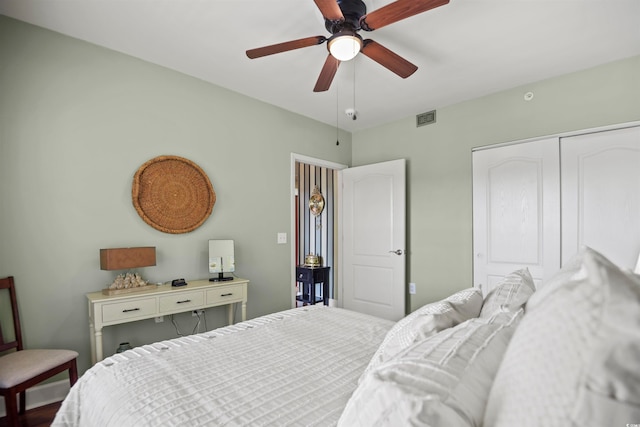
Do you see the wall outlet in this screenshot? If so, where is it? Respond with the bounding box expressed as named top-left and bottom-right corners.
top-left (154, 316), bottom-right (164, 323)
top-left (192, 309), bottom-right (205, 317)
top-left (277, 232), bottom-right (287, 244)
top-left (409, 282), bottom-right (416, 295)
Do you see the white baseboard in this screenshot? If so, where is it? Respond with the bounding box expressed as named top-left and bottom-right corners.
top-left (0, 379), bottom-right (71, 417)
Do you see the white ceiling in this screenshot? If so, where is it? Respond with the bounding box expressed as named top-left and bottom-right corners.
top-left (1, 0), bottom-right (639, 132)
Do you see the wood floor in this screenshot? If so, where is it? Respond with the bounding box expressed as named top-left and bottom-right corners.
top-left (0, 402), bottom-right (61, 427)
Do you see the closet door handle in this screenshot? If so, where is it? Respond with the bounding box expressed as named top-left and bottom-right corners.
top-left (389, 249), bottom-right (403, 255)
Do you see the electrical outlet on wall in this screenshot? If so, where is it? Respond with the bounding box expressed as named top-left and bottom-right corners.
top-left (409, 282), bottom-right (416, 295)
top-left (192, 309), bottom-right (205, 317)
top-left (154, 316), bottom-right (164, 323)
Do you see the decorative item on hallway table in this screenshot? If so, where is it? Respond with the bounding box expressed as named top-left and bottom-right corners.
top-left (100, 247), bottom-right (157, 295)
top-left (132, 155), bottom-right (215, 234)
top-left (304, 253), bottom-right (322, 267)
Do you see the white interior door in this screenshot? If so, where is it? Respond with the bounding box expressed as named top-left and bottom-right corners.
top-left (561, 126), bottom-right (640, 269)
top-left (473, 138), bottom-right (561, 295)
top-left (340, 159), bottom-right (406, 321)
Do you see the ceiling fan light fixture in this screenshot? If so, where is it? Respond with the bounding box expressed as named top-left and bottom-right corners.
top-left (328, 32), bottom-right (363, 61)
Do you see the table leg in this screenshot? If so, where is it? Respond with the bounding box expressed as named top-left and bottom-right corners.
top-left (309, 280), bottom-right (316, 305)
top-left (241, 301), bottom-right (246, 321)
top-left (89, 322), bottom-right (96, 365)
top-left (227, 304), bottom-right (234, 325)
top-left (323, 281), bottom-right (329, 306)
top-left (95, 328), bottom-right (103, 363)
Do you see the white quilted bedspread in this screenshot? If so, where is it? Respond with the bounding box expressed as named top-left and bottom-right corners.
top-left (53, 306), bottom-right (393, 427)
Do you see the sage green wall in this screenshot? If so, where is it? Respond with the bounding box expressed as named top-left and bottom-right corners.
top-left (352, 55), bottom-right (640, 312)
top-left (2, 13), bottom-right (639, 377)
top-left (0, 16), bottom-right (351, 374)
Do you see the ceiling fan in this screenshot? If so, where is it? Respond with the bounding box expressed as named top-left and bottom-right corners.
top-left (246, 0), bottom-right (450, 92)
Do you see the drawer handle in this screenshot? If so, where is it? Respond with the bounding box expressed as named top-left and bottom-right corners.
top-left (220, 293), bottom-right (233, 297)
top-left (122, 308), bottom-right (140, 313)
top-left (176, 299), bottom-right (192, 304)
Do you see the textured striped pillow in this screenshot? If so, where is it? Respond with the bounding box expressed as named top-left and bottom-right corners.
top-left (479, 268), bottom-right (535, 318)
top-left (364, 288), bottom-right (483, 374)
top-left (340, 310), bottom-right (523, 427)
top-left (484, 247), bottom-right (640, 427)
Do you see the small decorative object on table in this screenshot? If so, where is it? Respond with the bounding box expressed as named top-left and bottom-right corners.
top-left (103, 272), bottom-right (155, 295)
top-left (171, 278), bottom-right (187, 287)
top-left (304, 253), bottom-right (322, 267)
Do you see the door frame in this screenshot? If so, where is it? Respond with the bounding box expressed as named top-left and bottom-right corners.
top-left (290, 153), bottom-right (347, 308)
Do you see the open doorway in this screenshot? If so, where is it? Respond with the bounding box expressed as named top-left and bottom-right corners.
top-left (290, 154), bottom-right (347, 308)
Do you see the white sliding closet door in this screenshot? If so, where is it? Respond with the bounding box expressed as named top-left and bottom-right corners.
top-left (473, 138), bottom-right (560, 296)
top-left (561, 126), bottom-right (640, 269)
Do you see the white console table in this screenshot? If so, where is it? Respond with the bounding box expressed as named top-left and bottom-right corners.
top-left (86, 277), bottom-right (249, 364)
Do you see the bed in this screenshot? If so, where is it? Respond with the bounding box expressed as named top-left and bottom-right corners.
top-left (53, 246), bottom-right (640, 426)
top-left (52, 306), bottom-right (394, 426)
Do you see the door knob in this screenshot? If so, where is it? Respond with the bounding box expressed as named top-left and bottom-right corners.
top-left (389, 249), bottom-right (403, 255)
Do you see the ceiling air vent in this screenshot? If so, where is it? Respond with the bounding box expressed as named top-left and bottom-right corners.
top-left (416, 110), bottom-right (436, 127)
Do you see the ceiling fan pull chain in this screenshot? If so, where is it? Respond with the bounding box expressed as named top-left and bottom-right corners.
top-left (353, 58), bottom-right (357, 120)
top-left (336, 76), bottom-right (340, 145)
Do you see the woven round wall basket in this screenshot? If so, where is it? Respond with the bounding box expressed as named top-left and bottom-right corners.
top-left (132, 155), bottom-right (215, 234)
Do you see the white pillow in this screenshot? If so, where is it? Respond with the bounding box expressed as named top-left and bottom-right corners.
top-left (339, 309), bottom-right (523, 427)
top-left (479, 268), bottom-right (535, 318)
top-left (483, 246), bottom-right (640, 427)
top-left (365, 288), bottom-right (483, 372)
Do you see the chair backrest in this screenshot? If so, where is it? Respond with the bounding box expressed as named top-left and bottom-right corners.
top-left (0, 276), bottom-right (24, 353)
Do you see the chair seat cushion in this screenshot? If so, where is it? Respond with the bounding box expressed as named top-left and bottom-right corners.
top-left (0, 349), bottom-right (78, 388)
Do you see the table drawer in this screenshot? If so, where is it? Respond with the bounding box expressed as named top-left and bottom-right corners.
top-left (102, 297), bottom-right (157, 323)
top-left (206, 284), bottom-right (245, 305)
top-left (296, 268), bottom-right (313, 282)
top-left (159, 291), bottom-right (205, 314)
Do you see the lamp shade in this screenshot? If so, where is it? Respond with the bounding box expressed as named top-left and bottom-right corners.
top-left (100, 247), bottom-right (156, 270)
top-left (328, 33), bottom-right (362, 61)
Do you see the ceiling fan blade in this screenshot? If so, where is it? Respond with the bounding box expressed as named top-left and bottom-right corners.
top-left (360, 0), bottom-right (449, 31)
top-left (246, 36), bottom-right (326, 59)
top-left (361, 39), bottom-right (417, 78)
top-left (313, 0), bottom-right (344, 22)
top-left (313, 54), bottom-right (341, 92)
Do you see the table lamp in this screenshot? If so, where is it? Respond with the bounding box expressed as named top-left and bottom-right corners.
top-left (100, 247), bottom-right (156, 290)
